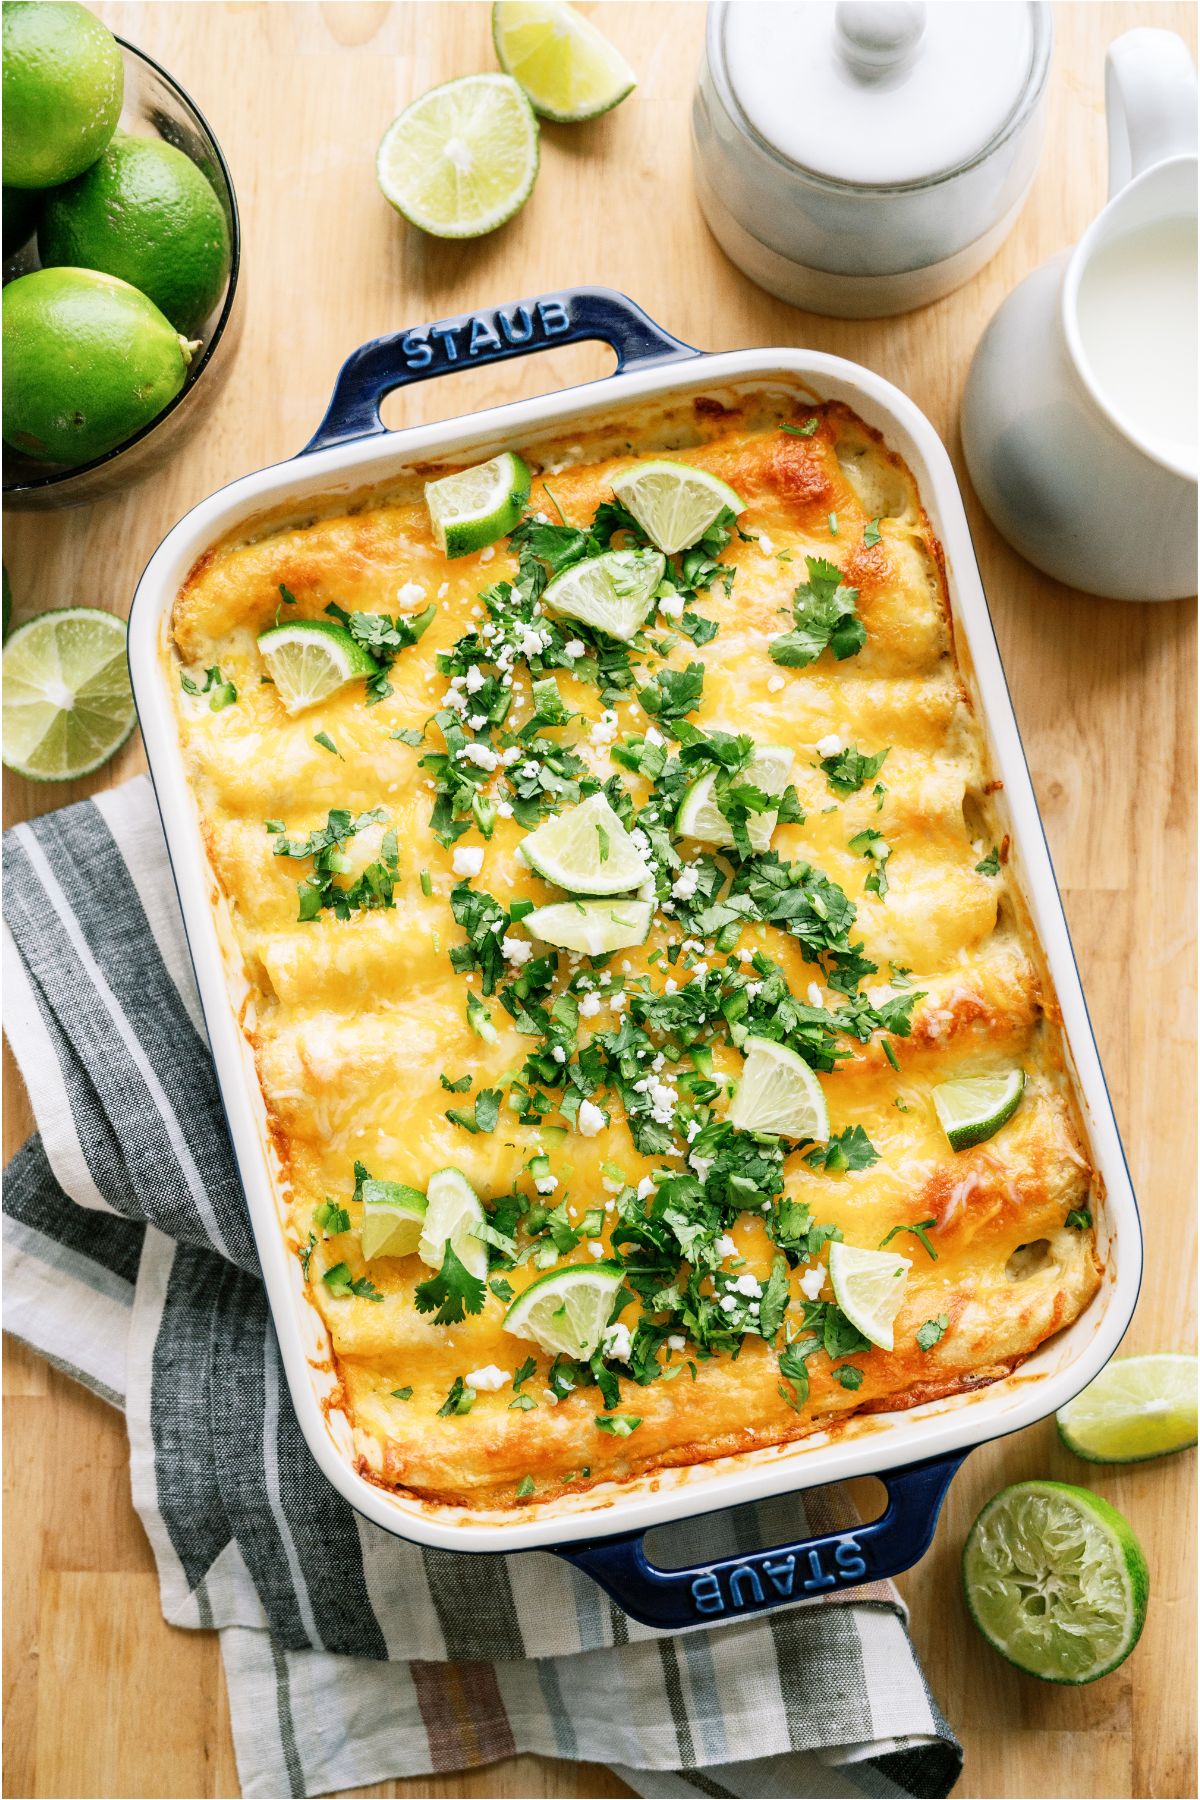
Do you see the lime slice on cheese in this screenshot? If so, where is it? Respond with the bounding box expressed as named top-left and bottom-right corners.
top-left (675, 743), bottom-right (793, 854)
top-left (2, 608), bottom-right (134, 782)
top-left (933, 1070), bottom-right (1025, 1150)
top-left (1057, 1354), bottom-right (1198, 1464)
top-left (418, 1167), bottom-right (489, 1281)
top-left (525, 897), bottom-right (653, 954)
top-left (492, 0), bottom-right (637, 122)
top-left (610, 459), bottom-right (745, 554)
top-left (503, 1261), bottom-right (624, 1358)
top-left (520, 792), bottom-right (651, 894)
top-left (542, 547), bottom-right (665, 641)
top-left (257, 619), bottom-right (377, 713)
top-left (728, 1035), bottom-right (829, 1142)
top-left (376, 73), bottom-right (539, 239)
top-left (360, 1179), bottom-right (427, 1260)
top-left (425, 451), bottom-right (531, 558)
top-left (963, 1480), bottom-right (1149, 1684)
top-left (827, 1240), bottom-right (910, 1352)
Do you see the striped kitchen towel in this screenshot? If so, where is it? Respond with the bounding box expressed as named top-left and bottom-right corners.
top-left (2, 777), bottom-right (963, 1800)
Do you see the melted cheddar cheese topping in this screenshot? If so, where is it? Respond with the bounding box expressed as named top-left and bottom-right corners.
top-left (171, 394), bottom-right (1101, 1506)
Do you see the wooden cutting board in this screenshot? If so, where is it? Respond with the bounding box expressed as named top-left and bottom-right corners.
top-left (3, 5), bottom-right (1195, 1797)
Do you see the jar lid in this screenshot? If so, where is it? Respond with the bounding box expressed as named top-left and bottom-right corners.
top-left (721, 1), bottom-right (1042, 188)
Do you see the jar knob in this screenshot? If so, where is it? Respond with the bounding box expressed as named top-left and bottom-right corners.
top-left (835, 1), bottom-right (926, 78)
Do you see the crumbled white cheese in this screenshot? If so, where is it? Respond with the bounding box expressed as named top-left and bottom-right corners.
top-left (460, 742), bottom-right (499, 770)
top-left (636, 1175), bottom-right (656, 1201)
top-left (658, 593), bottom-right (684, 620)
top-left (467, 713), bottom-right (487, 732)
top-left (465, 1365), bottom-right (507, 1392)
top-left (534, 1174), bottom-right (559, 1194)
top-left (577, 1099), bottom-right (605, 1137)
top-left (671, 864), bottom-right (700, 901)
top-left (501, 935), bottom-right (533, 965)
top-left (667, 1334), bottom-right (686, 1350)
top-left (799, 1265), bottom-right (826, 1301)
top-left (480, 545), bottom-right (495, 564)
top-left (716, 1233), bottom-right (738, 1258)
top-left (608, 991), bottom-right (627, 1012)
top-left (551, 1045), bottom-right (566, 1065)
top-left (807, 982), bottom-right (824, 1008)
top-left (588, 1240), bottom-right (605, 1258)
top-left (452, 846), bottom-right (484, 878)
top-left (464, 664), bottom-right (486, 694)
top-left (564, 638), bottom-right (585, 659)
top-left (601, 1320), bottom-right (633, 1363)
top-left (757, 532), bottom-right (774, 556)
top-left (767, 674), bottom-right (786, 694)
top-left (395, 580), bottom-right (426, 612)
top-left (719, 1294), bottom-right (738, 1313)
top-left (733, 1272), bottom-right (763, 1298)
top-left (815, 733), bottom-right (844, 758)
top-left (643, 725), bottom-right (666, 748)
top-left (578, 992), bottom-right (603, 1018)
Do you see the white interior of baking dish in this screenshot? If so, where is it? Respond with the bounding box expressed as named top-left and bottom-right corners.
top-left (129, 349), bottom-right (1142, 1553)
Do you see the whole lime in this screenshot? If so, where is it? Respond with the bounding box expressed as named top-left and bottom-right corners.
top-left (3, 2), bottom-right (123, 189)
top-left (3, 266), bottom-right (195, 466)
top-left (40, 132), bottom-right (231, 335)
top-left (3, 182), bottom-right (41, 255)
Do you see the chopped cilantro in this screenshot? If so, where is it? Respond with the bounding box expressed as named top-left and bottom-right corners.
top-left (863, 518), bottom-right (882, 548)
top-left (180, 665), bottom-right (237, 711)
top-left (849, 827), bottom-right (891, 897)
top-left (439, 1072), bottom-right (472, 1093)
top-left (516, 1474), bottom-right (536, 1498)
top-left (770, 557), bottom-right (865, 668)
top-left (313, 730), bottom-right (342, 757)
top-left (512, 1356), bottom-right (537, 1391)
top-left (779, 419), bottom-right (819, 437)
top-left (804, 1126), bottom-right (879, 1174)
top-left (323, 598), bottom-right (436, 703)
top-left (879, 1218), bottom-right (939, 1260)
top-left (437, 1376), bottom-right (475, 1417)
top-left (916, 1314), bottom-right (949, 1351)
top-left (391, 1386), bottom-right (413, 1401)
top-left (313, 1199), bottom-right (350, 1235)
top-left (391, 727), bottom-right (425, 747)
top-left (975, 846), bottom-right (1001, 876)
top-left (489, 1276), bottom-right (515, 1302)
top-left (299, 1232), bottom-right (316, 1279)
top-left (821, 744), bottom-right (889, 796)
top-left (271, 809), bottom-right (399, 921)
top-left (415, 1241), bottom-right (486, 1326)
top-left (1065, 1208), bottom-right (1093, 1230)
top-left (638, 661), bottom-right (705, 726)
top-left (833, 1363), bottom-right (864, 1388)
top-left (445, 1086), bottom-right (502, 1134)
top-left (594, 1414), bottom-right (642, 1435)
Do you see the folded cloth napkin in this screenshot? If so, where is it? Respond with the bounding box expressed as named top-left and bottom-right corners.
top-left (2, 777), bottom-right (963, 1800)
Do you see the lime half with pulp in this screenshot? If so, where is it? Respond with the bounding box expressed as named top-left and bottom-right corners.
top-left (360, 1178), bottom-right (428, 1260)
top-left (611, 459), bottom-right (745, 555)
top-left (728, 1035), bottom-right (829, 1143)
top-left (542, 547), bottom-right (665, 642)
top-left (1057, 1353), bottom-right (1198, 1464)
top-left (377, 73), bottom-right (539, 239)
top-left (933, 1069), bottom-right (1026, 1151)
top-left (520, 792), bottom-right (650, 895)
top-left (525, 897), bottom-right (653, 955)
top-left (827, 1239), bottom-right (911, 1352)
top-left (504, 1261), bottom-right (624, 1359)
top-left (963, 1480), bottom-right (1149, 1684)
top-left (675, 742), bottom-right (793, 855)
top-left (2, 608), bottom-right (134, 781)
top-left (258, 619), bottom-right (378, 714)
top-left (417, 1167), bottom-right (489, 1281)
top-left (492, 0), bottom-right (637, 123)
top-left (425, 451), bottom-right (531, 558)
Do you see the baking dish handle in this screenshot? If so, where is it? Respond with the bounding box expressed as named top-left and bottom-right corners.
top-left (301, 286), bottom-right (700, 454)
top-left (552, 1450), bottom-right (968, 1631)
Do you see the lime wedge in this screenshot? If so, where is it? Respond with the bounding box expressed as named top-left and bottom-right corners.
top-left (610, 460), bottom-right (745, 555)
top-left (257, 619), bottom-right (377, 714)
top-left (525, 897), bottom-right (653, 954)
top-left (503, 1261), bottom-right (625, 1358)
top-left (377, 73), bottom-right (539, 239)
top-left (933, 1070), bottom-right (1026, 1150)
top-left (728, 1035), bottom-right (829, 1142)
top-left (828, 1240), bottom-right (911, 1351)
top-left (425, 451), bottom-right (531, 559)
top-left (520, 792), bottom-right (651, 894)
top-left (493, 0), bottom-right (637, 122)
top-left (963, 1480), bottom-right (1149, 1684)
top-left (2, 607), bottom-right (134, 782)
top-left (418, 1167), bottom-right (489, 1281)
top-left (1057, 1354), bottom-right (1198, 1464)
top-left (542, 547), bottom-right (665, 642)
top-left (360, 1179), bottom-right (428, 1260)
top-left (675, 743), bottom-right (794, 854)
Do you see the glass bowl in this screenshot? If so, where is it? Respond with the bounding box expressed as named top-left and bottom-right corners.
top-left (2, 35), bottom-right (242, 511)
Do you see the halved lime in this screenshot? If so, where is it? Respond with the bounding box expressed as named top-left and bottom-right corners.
top-left (492, 0), bottom-right (637, 122)
top-left (675, 743), bottom-right (793, 855)
top-left (525, 897), bottom-right (653, 954)
top-left (504, 1260), bottom-right (624, 1358)
top-left (418, 1167), bottom-right (490, 1281)
top-left (828, 1240), bottom-right (910, 1352)
top-left (611, 460), bottom-right (745, 555)
top-left (542, 547), bottom-right (665, 642)
top-left (360, 1178), bottom-right (427, 1261)
top-left (1057, 1354), bottom-right (1198, 1464)
top-left (963, 1480), bottom-right (1149, 1684)
top-left (933, 1070), bottom-right (1026, 1150)
top-left (425, 451), bottom-right (531, 558)
top-left (520, 792), bottom-right (651, 895)
top-left (257, 619), bottom-right (378, 713)
top-left (377, 73), bottom-right (539, 239)
top-left (2, 608), bottom-right (134, 782)
top-left (728, 1035), bottom-right (829, 1142)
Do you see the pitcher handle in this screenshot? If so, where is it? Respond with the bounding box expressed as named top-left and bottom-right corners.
top-left (1106, 28), bottom-right (1197, 198)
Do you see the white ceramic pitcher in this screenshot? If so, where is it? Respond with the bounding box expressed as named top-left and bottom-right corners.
top-left (961, 29), bottom-right (1197, 600)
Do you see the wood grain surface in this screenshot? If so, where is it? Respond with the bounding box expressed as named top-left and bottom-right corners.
top-left (3, 5), bottom-right (1196, 1797)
